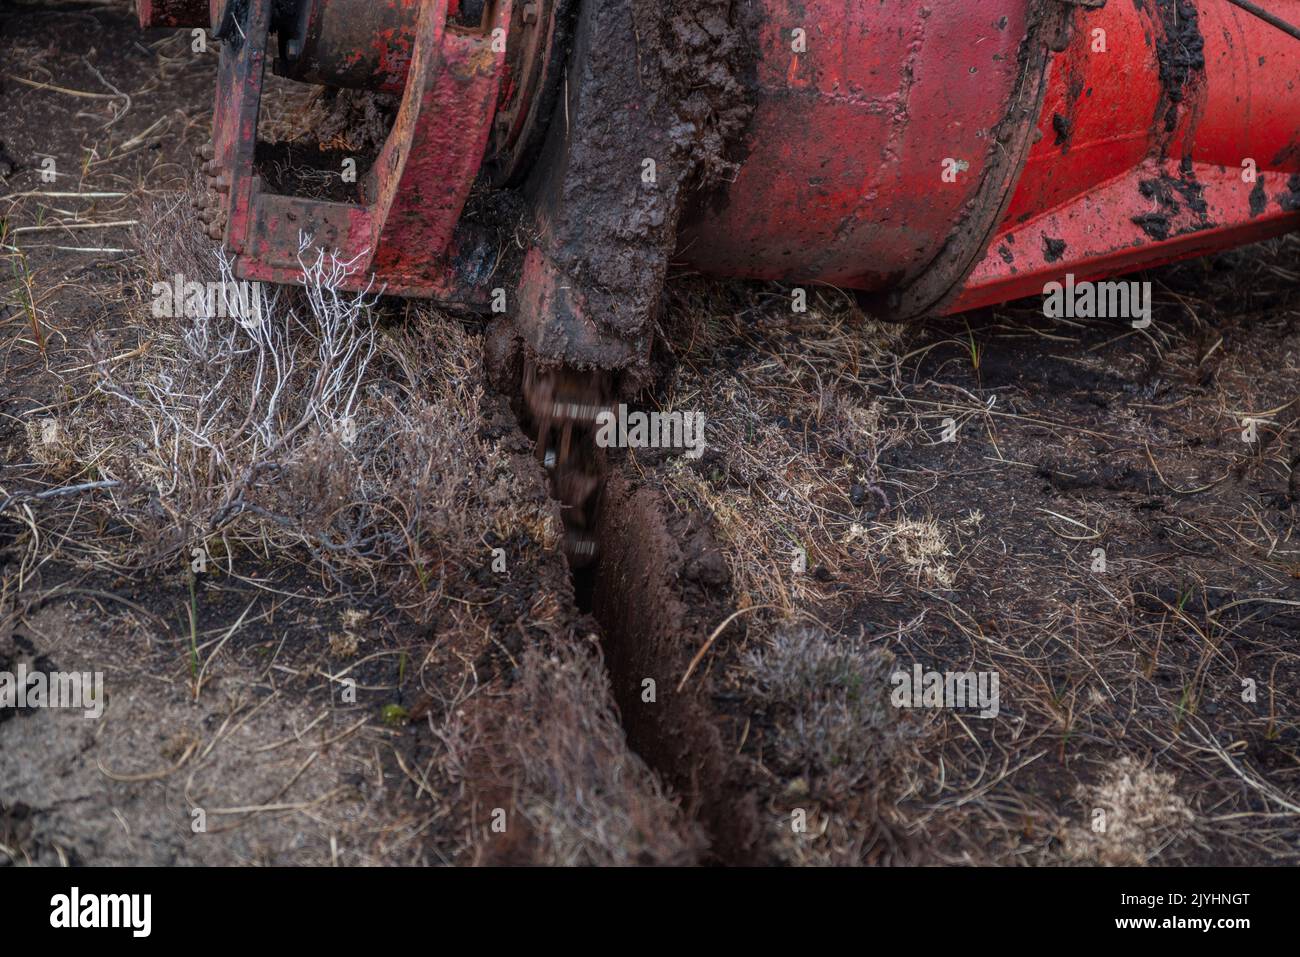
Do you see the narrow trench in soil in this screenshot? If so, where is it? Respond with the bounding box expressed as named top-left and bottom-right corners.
top-left (583, 473), bottom-right (759, 864)
top-left (506, 380), bottom-right (752, 863)
top-left (571, 562), bottom-right (597, 615)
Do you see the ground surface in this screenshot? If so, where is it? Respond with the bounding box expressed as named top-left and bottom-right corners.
top-left (2, 0), bottom-right (1297, 866)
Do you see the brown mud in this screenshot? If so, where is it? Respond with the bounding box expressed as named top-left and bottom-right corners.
top-left (1146, 0), bottom-right (1206, 136)
top-left (515, 0), bottom-right (754, 377)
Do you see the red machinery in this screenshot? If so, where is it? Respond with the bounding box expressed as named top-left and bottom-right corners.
top-left (139, 0), bottom-right (1300, 373)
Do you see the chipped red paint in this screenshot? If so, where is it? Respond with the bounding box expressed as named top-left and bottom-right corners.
top-left (951, 0), bottom-right (1300, 311)
top-left (368, 0), bottom-right (512, 282)
top-left (276, 0), bottom-right (421, 94)
top-left (678, 0), bottom-right (1060, 317)
top-left (207, 0), bottom-right (509, 300)
top-left (136, 0), bottom-right (208, 29)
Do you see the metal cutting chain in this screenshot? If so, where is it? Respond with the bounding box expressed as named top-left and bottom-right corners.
top-left (522, 361), bottom-right (612, 568)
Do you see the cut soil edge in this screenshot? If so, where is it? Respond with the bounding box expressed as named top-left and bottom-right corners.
top-left (587, 472), bottom-right (764, 865)
top-left (488, 323), bottom-right (762, 864)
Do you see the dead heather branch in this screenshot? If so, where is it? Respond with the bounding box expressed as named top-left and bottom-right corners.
top-left (74, 225), bottom-right (539, 618)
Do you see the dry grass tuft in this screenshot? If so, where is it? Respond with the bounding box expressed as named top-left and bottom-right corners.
top-left (741, 622), bottom-right (928, 865)
top-left (23, 417), bottom-right (80, 476)
top-left (653, 281), bottom-right (910, 612)
top-left (867, 515), bottom-right (957, 590)
top-left (1066, 757), bottom-right (1195, 865)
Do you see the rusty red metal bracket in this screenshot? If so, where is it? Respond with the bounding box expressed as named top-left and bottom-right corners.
top-left (207, 0), bottom-right (511, 299)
